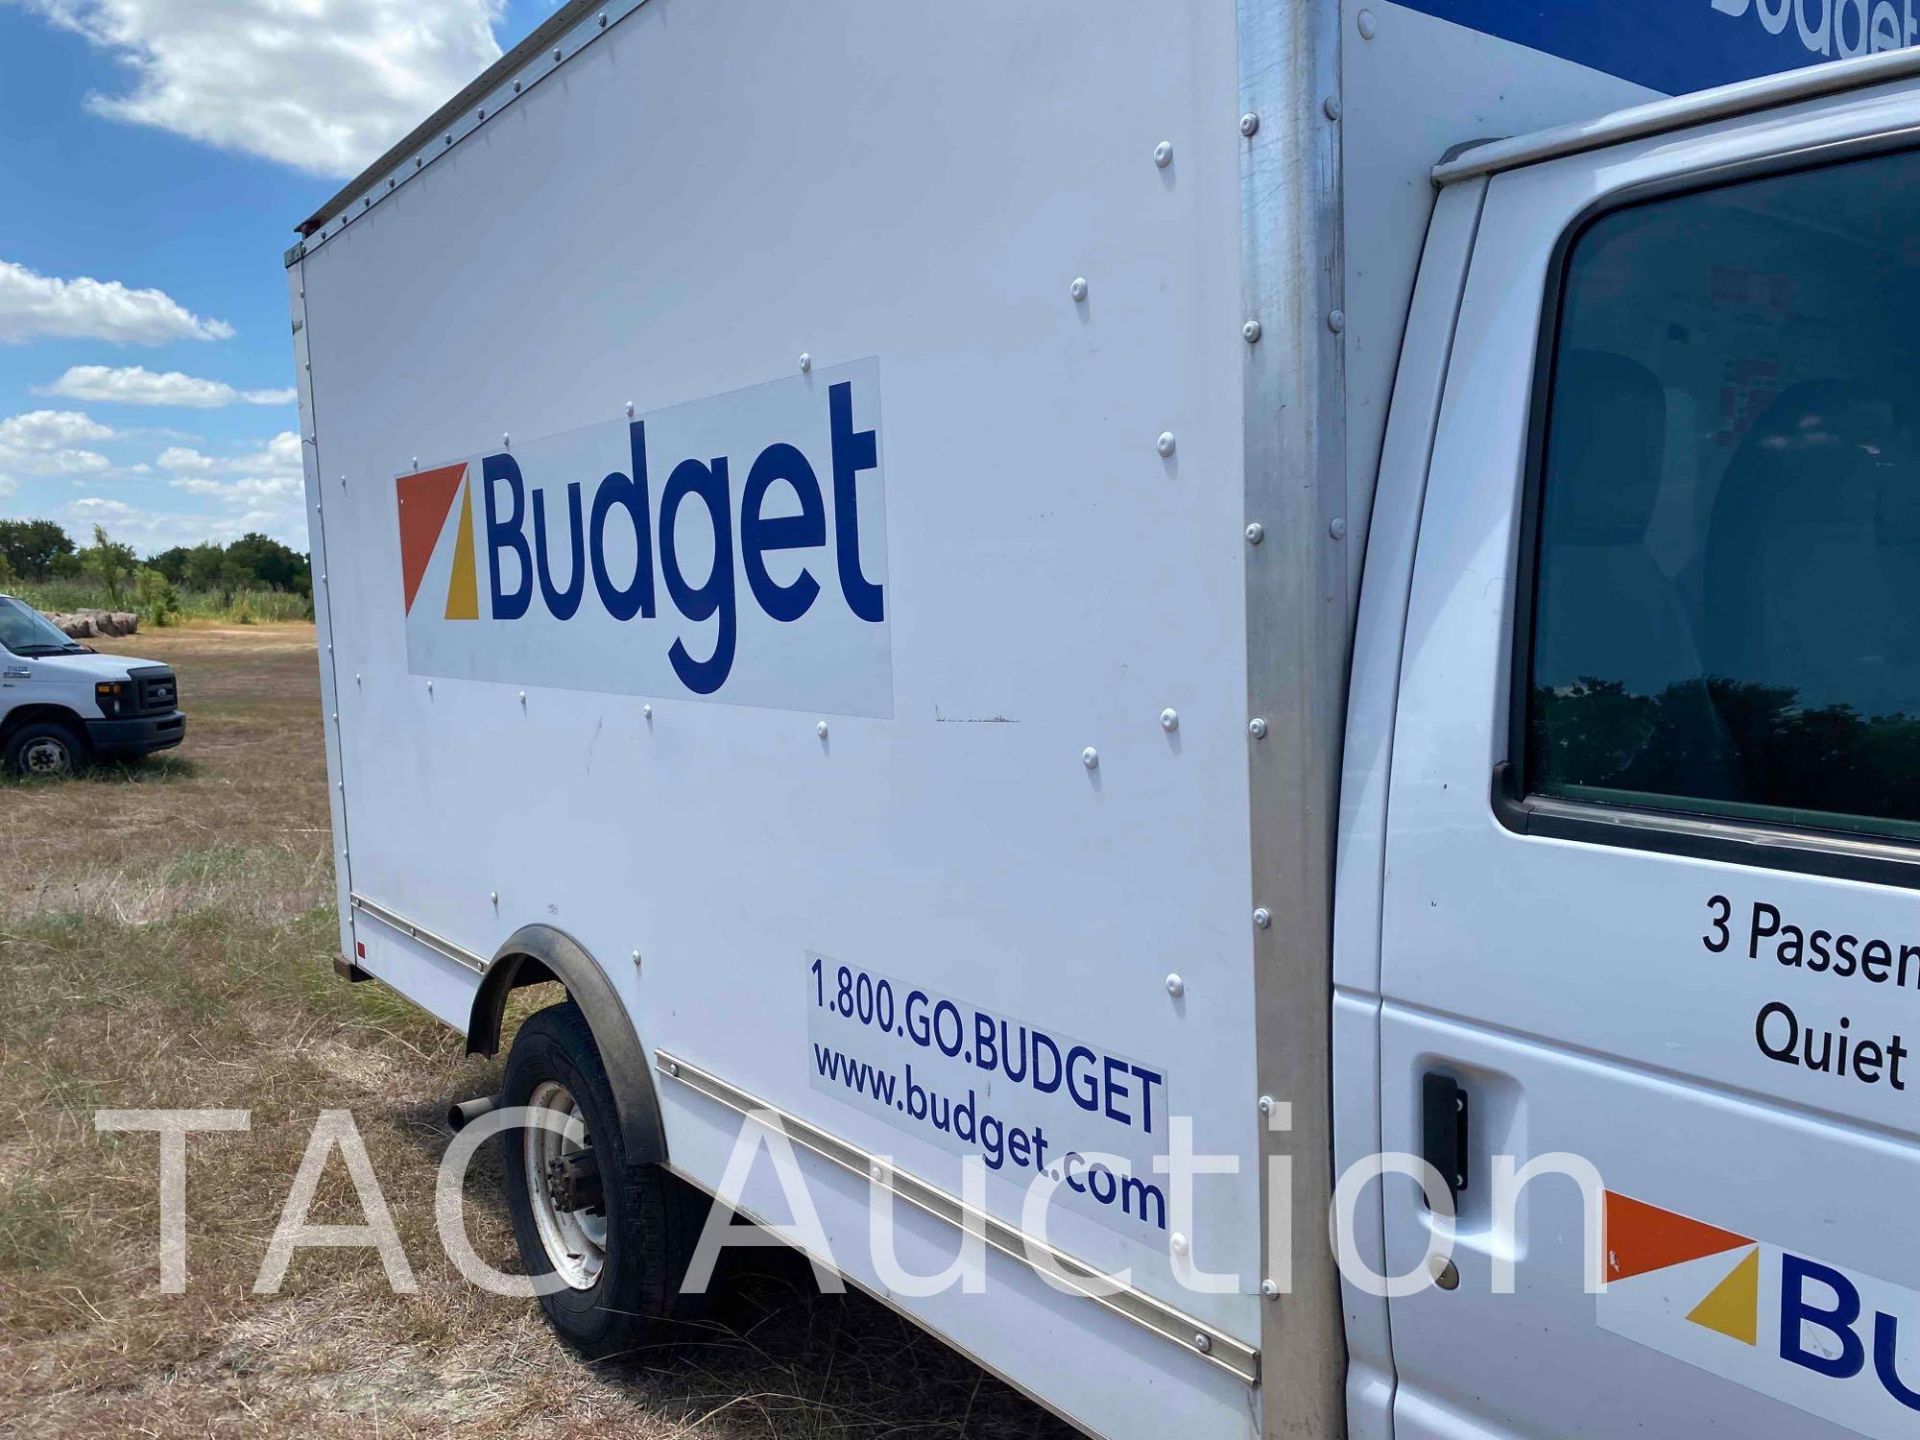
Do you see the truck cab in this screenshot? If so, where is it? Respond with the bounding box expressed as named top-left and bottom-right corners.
top-left (0, 594), bottom-right (185, 777)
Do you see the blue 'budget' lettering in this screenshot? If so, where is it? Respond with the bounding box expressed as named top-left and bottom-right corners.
top-left (1780, 1251), bottom-right (1920, 1412)
top-left (481, 379), bottom-right (883, 695)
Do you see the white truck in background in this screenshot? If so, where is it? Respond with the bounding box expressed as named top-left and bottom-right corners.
top-left (0, 594), bottom-right (184, 776)
top-left (290, 3), bottom-right (1920, 1436)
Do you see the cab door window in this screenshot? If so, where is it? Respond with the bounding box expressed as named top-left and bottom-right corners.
top-left (1523, 146), bottom-right (1920, 844)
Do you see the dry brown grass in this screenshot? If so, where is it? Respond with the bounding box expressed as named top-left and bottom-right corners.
top-left (0, 622), bottom-right (1073, 1439)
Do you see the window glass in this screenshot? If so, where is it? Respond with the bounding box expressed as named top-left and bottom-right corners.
top-left (1527, 148), bottom-right (1920, 841)
top-left (0, 597), bottom-right (79, 655)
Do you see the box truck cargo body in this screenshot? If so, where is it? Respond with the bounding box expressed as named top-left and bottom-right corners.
top-left (290, 4), bottom-right (1920, 1435)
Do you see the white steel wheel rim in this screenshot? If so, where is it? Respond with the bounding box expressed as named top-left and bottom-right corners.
top-left (21, 736), bottom-right (71, 775)
top-left (524, 1080), bottom-right (607, 1290)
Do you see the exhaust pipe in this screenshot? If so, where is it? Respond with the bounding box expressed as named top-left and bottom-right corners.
top-left (448, 1095), bottom-right (500, 1132)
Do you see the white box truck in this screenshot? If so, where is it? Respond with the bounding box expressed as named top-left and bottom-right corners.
top-left (289, 4), bottom-right (1920, 1435)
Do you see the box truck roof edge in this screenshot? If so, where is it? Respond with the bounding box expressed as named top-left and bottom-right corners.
top-left (291, 0), bottom-right (630, 247)
top-left (284, 10), bottom-right (1920, 261)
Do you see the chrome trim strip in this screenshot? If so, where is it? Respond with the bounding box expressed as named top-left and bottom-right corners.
top-left (1433, 46), bottom-right (1920, 186)
top-left (653, 1049), bottom-right (1260, 1385)
top-left (348, 894), bottom-right (487, 975)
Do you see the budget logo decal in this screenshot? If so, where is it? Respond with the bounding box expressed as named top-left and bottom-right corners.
top-left (396, 463), bottom-right (481, 621)
top-left (1599, 1191), bottom-right (1920, 1436)
top-left (394, 359), bottom-right (891, 714)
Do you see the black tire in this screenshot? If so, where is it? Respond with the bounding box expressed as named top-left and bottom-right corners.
top-left (3, 719), bottom-right (87, 779)
top-left (498, 1000), bottom-right (698, 1357)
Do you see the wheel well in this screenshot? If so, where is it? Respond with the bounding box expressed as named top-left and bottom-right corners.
top-left (1, 704), bottom-right (87, 744)
top-left (467, 925), bottom-right (667, 1166)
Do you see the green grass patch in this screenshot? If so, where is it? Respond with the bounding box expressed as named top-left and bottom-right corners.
top-left (0, 1178), bottom-right (72, 1274)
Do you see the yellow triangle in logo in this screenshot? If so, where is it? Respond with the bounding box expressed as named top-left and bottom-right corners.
top-left (444, 480), bottom-right (480, 621)
top-left (1686, 1246), bottom-right (1759, 1346)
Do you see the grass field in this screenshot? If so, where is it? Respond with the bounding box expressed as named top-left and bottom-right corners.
top-left (0, 623), bottom-right (1070, 1439)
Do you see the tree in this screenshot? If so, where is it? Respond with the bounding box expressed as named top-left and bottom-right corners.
top-left (84, 525), bottom-right (139, 606)
top-left (225, 532), bottom-right (310, 595)
top-left (147, 546), bottom-right (192, 585)
top-left (179, 542), bottom-right (246, 598)
top-left (0, 519), bottom-right (76, 581)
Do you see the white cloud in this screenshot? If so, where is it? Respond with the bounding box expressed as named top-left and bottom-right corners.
top-left (157, 432), bottom-right (302, 482)
top-left (65, 494), bottom-right (307, 552)
top-left (0, 258), bottom-right (232, 345)
top-left (0, 475), bottom-right (15, 500)
top-left (171, 475), bottom-right (300, 504)
top-left (66, 496), bottom-right (249, 550)
top-left (155, 431), bottom-right (307, 538)
top-left (25, 0), bottom-right (505, 178)
top-left (0, 410), bottom-right (114, 449)
top-left (0, 409), bottom-right (116, 476)
top-left (40, 365), bottom-right (294, 408)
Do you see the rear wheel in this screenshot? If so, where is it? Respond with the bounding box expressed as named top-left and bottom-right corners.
top-left (499, 1000), bottom-right (697, 1356)
top-left (4, 720), bottom-right (86, 779)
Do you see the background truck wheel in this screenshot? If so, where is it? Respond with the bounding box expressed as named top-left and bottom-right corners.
top-left (4, 720), bottom-right (87, 779)
top-left (499, 999), bottom-right (698, 1357)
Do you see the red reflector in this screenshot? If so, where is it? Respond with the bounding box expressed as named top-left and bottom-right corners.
top-left (356, 941), bottom-right (366, 958)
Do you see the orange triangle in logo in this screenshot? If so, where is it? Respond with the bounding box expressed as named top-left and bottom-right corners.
top-left (1605, 1191), bottom-right (1753, 1283)
top-left (444, 480), bottom-right (479, 621)
top-left (1686, 1247), bottom-right (1759, 1346)
top-left (396, 463), bottom-right (468, 614)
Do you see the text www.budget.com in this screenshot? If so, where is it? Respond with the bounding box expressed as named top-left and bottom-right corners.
top-left (810, 1043), bottom-right (1169, 1230)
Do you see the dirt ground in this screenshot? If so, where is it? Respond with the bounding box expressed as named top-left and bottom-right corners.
top-left (0, 622), bottom-right (1073, 1439)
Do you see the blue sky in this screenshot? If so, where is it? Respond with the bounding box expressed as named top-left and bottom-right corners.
top-left (0, 1), bottom-right (558, 556)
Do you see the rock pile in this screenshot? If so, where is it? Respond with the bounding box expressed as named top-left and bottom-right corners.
top-left (46, 609), bottom-right (140, 639)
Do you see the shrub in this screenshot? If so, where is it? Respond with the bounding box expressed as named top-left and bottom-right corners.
top-left (134, 568), bottom-right (182, 627)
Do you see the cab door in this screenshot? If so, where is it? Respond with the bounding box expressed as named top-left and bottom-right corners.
top-left (1377, 96), bottom-right (1920, 1439)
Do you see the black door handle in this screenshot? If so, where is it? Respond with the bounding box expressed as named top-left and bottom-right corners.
top-left (1421, 1072), bottom-right (1469, 1205)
